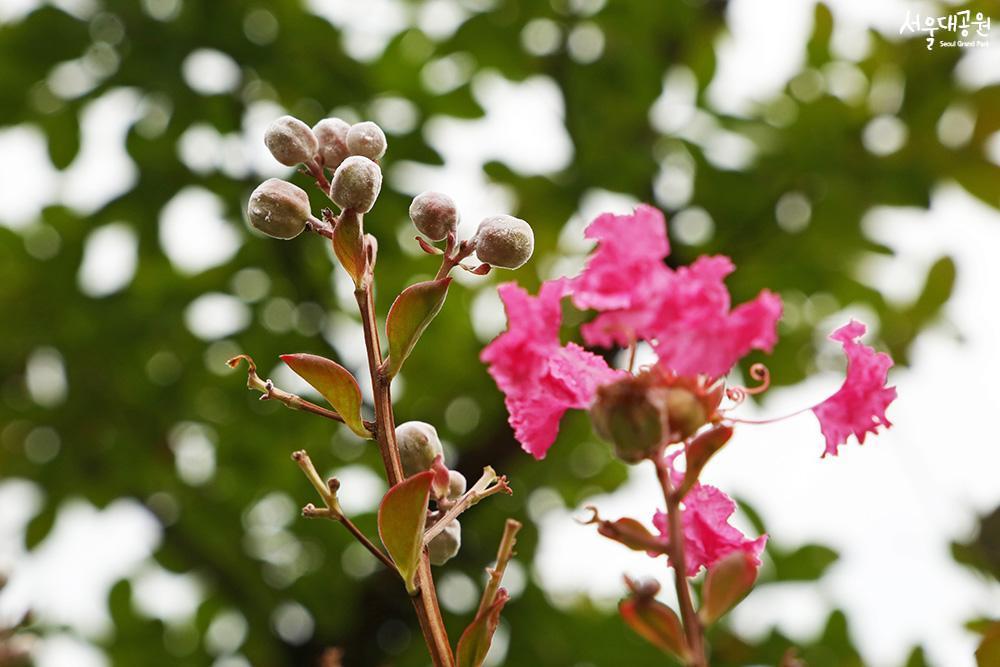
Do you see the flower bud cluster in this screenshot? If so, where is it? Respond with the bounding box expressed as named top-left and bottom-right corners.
top-left (395, 421), bottom-right (467, 566)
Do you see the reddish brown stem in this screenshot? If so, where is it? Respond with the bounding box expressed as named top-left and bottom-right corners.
top-left (354, 282), bottom-right (455, 667)
top-left (655, 454), bottom-right (707, 667)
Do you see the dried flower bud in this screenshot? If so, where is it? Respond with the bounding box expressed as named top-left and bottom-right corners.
top-left (428, 519), bottom-right (461, 566)
top-left (246, 178), bottom-right (312, 239)
top-left (473, 215), bottom-right (534, 269)
top-left (312, 118), bottom-right (351, 170)
top-left (395, 421), bottom-right (444, 478)
top-left (409, 191), bottom-right (459, 242)
top-left (447, 470), bottom-right (467, 499)
top-left (346, 121), bottom-right (387, 161)
top-left (264, 115), bottom-right (319, 167)
top-left (589, 372), bottom-right (667, 463)
top-left (330, 156), bottom-right (382, 213)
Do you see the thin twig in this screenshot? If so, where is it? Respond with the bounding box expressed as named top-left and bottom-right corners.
top-left (476, 519), bottom-right (522, 617)
top-left (423, 467), bottom-right (512, 546)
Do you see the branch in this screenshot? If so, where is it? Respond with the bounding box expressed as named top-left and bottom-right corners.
top-left (476, 519), bottom-right (522, 617)
top-left (423, 467), bottom-right (512, 546)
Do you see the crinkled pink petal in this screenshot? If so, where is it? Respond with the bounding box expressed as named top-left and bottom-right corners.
top-left (812, 320), bottom-right (897, 457)
top-left (481, 280), bottom-right (623, 459)
top-left (650, 256), bottom-right (782, 377)
top-left (571, 204), bottom-right (671, 312)
top-left (653, 483), bottom-right (767, 577)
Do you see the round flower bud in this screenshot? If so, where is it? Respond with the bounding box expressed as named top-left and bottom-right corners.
top-left (473, 215), bottom-right (534, 269)
top-left (409, 191), bottom-right (459, 242)
top-left (589, 371), bottom-right (667, 464)
top-left (666, 388), bottom-right (707, 441)
top-left (395, 421), bottom-right (444, 478)
top-left (264, 115), bottom-right (319, 167)
top-left (428, 519), bottom-right (461, 566)
top-left (246, 178), bottom-right (312, 240)
top-left (330, 156), bottom-right (382, 213)
top-left (447, 470), bottom-right (467, 499)
top-left (312, 118), bottom-right (351, 170)
top-left (346, 121), bottom-right (387, 161)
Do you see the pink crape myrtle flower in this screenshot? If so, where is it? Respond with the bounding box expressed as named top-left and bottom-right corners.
top-left (571, 205), bottom-right (781, 378)
top-left (653, 482), bottom-right (767, 577)
top-left (480, 279), bottom-right (624, 459)
top-left (812, 320), bottom-right (897, 456)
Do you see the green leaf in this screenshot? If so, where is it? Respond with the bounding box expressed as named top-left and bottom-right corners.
top-left (771, 544), bottom-right (839, 582)
top-left (280, 353), bottom-right (370, 439)
top-left (378, 471), bottom-right (433, 594)
top-left (456, 589), bottom-right (510, 667)
top-left (700, 550), bottom-right (759, 625)
top-left (618, 595), bottom-right (689, 660)
top-left (333, 210), bottom-right (367, 287)
top-left (384, 277), bottom-right (451, 378)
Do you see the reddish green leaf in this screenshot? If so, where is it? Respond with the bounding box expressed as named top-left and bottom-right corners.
top-left (384, 277), bottom-right (451, 378)
top-left (700, 550), bottom-right (759, 625)
top-left (378, 471), bottom-right (433, 594)
top-left (333, 209), bottom-right (366, 287)
top-left (619, 595), bottom-right (688, 660)
top-left (280, 353), bottom-right (370, 439)
top-left (456, 589), bottom-right (509, 667)
top-left (676, 424), bottom-right (733, 498)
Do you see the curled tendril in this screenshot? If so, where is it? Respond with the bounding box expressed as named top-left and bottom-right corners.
top-left (576, 505), bottom-right (602, 525)
top-left (725, 363), bottom-right (772, 407)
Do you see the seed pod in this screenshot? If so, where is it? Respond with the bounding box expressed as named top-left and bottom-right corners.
top-left (312, 118), bottom-right (351, 170)
top-left (246, 178), bottom-right (312, 239)
top-left (473, 215), bottom-right (534, 269)
top-left (346, 121), bottom-right (387, 161)
top-left (427, 519), bottom-right (461, 566)
top-left (447, 470), bottom-right (467, 499)
top-left (395, 421), bottom-right (444, 478)
top-left (264, 115), bottom-right (319, 167)
top-left (589, 371), bottom-right (667, 464)
top-left (409, 191), bottom-right (459, 242)
top-left (330, 156), bottom-right (382, 213)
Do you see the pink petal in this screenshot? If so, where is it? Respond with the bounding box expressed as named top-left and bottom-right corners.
top-left (812, 320), bottom-right (897, 456)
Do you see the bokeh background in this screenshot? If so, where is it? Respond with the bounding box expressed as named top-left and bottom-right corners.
top-left (1, 0), bottom-right (999, 665)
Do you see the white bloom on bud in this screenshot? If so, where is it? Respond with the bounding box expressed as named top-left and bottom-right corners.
top-left (312, 118), bottom-right (351, 170)
top-left (473, 215), bottom-right (534, 269)
top-left (346, 121), bottom-right (387, 161)
top-left (246, 178), bottom-right (312, 239)
top-left (395, 421), bottom-right (444, 478)
top-left (447, 470), bottom-right (467, 499)
top-left (409, 191), bottom-right (459, 242)
top-left (264, 115), bottom-right (318, 167)
top-left (427, 519), bottom-right (461, 566)
top-left (330, 156), bottom-right (382, 213)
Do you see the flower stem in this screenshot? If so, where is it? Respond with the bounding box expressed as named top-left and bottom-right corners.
top-left (354, 280), bottom-right (455, 667)
top-left (476, 519), bottom-right (522, 616)
top-left (654, 454), bottom-right (707, 667)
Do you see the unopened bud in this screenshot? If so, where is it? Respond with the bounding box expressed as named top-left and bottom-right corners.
top-left (330, 156), bottom-right (382, 213)
top-left (246, 178), bottom-right (312, 239)
top-left (346, 121), bottom-right (387, 161)
top-left (447, 470), bottom-right (467, 499)
top-left (264, 115), bottom-right (318, 167)
top-left (395, 421), bottom-right (444, 478)
top-left (473, 215), bottom-right (534, 269)
top-left (590, 372), bottom-right (666, 463)
top-left (666, 388), bottom-right (707, 441)
top-left (428, 519), bottom-right (461, 566)
top-left (312, 118), bottom-right (351, 170)
top-left (409, 191), bottom-right (459, 242)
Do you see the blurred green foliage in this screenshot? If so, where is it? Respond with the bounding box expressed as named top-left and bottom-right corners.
top-left (1, 0), bottom-right (997, 665)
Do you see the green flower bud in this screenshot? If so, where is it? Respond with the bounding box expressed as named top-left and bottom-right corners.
top-left (346, 121), bottom-right (387, 161)
top-left (246, 178), bottom-right (312, 239)
top-left (589, 372), bottom-right (667, 464)
top-left (264, 115), bottom-right (318, 167)
top-left (409, 191), bottom-right (459, 242)
top-left (330, 156), bottom-right (382, 213)
top-left (395, 421), bottom-right (444, 478)
top-left (427, 519), bottom-right (461, 566)
top-left (312, 118), bottom-right (351, 170)
top-left (666, 388), bottom-right (707, 441)
top-left (473, 215), bottom-right (534, 269)
top-left (447, 470), bottom-right (467, 499)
